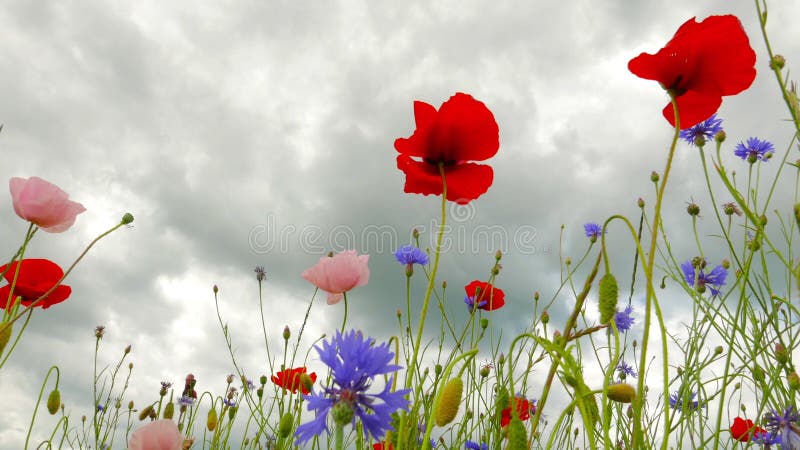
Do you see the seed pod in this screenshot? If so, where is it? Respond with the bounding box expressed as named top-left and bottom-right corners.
top-left (47, 389), bottom-right (61, 415)
top-left (598, 273), bottom-right (619, 324)
top-left (138, 405), bottom-right (154, 421)
top-left (435, 378), bottom-right (463, 427)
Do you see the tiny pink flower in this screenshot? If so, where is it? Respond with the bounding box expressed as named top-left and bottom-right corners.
top-left (9, 177), bottom-right (86, 233)
top-left (128, 419), bottom-right (183, 450)
top-left (302, 250), bottom-right (370, 304)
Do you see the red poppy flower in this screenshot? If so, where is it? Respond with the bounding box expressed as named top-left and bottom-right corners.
top-left (501, 397), bottom-right (536, 427)
top-left (395, 92), bottom-right (499, 205)
top-left (628, 15), bottom-right (756, 129)
top-left (464, 280), bottom-right (505, 311)
top-left (0, 259), bottom-right (71, 309)
top-left (271, 367), bottom-right (317, 394)
top-left (730, 416), bottom-right (765, 442)
top-left (373, 442), bottom-right (394, 450)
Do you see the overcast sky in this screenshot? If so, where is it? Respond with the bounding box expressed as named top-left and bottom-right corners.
top-left (2, 1), bottom-right (799, 449)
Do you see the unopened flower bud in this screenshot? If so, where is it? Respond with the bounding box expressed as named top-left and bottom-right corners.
top-left (283, 326), bottom-right (291, 340)
top-left (259, 375), bottom-right (267, 386)
top-left (495, 250), bottom-right (503, 261)
top-left (300, 373), bottom-right (314, 393)
top-left (128, 401), bottom-right (134, 410)
top-left (226, 374), bottom-right (235, 384)
top-left (480, 365), bottom-right (491, 378)
top-left (95, 326), bottom-right (105, 338)
top-left (534, 291), bottom-right (540, 301)
top-left (788, 372), bottom-right (800, 390)
top-left (637, 197), bottom-right (645, 208)
top-left (139, 404), bottom-right (155, 421)
top-left (760, 215), bottom-right (768, 226)
top-left (256, 387), bottom-right (264, 398)
top-left (47, 389), bottom-right (61, 415)
top-left (687, 202), bottom-right (700, 217)
top-left (721, 259), bottom-right (730, 270)
top-left (435, 378), bottom-right (463, 426)
top-left (396, 308), bottom-right (402, 318)
top-left (207, 407), bottom-right (218, 431)
top-left (278, 412), bottom-right (294, 438)
top-left (442, 281), bottom-right (447, 289)
top-left (412, 228), bottom-right (420, 239)
top-left (753, 364), bottom-right (765, 382)
top-left (129, 362), bottom-right (133, 370)
top-left (122, 213), bottom-right (134, 224)
top-left (564, 257), bottom-right (571, 266)
top-left (228, 406), bottom-right (237, 420)
top-left (540, 310), bottom-right (550, 324)
top-left (434, 364), bottom-right (443, 376)
top-left (650, 171), bottom-right (660, 183)
top-left (715, 130), bottom-right (726, 143)
top-left (776, 344), bottom-right (790, 365)
top-left (213, 285), bottom-right (218, 294)
top-left (714, 346), bottom-right (723, 355)
top-left (480, 318), bottom-right (489, 329)
top-left (163, 401), bottom-right (175, 419)
top-left (124, 345), bottom-right (131, 354)
top-left (770, 54), bottom-right (786, 70)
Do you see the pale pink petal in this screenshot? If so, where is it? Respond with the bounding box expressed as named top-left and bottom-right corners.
top-left (302, 250), bottom-right (370, 303)
top-left (326, 292), bottom-right (344, 305)
top-left (128, 420), bottom-right (183, 450)
top-left (9, 177), bottom-right (86, 233)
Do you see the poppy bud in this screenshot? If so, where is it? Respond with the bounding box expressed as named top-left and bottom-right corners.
top-left (507, 417), bottom-right (527, 450)
top-left (122, 212), bottom-right (134, 224)
top-left (207, 407), bottom-right (218, 431)
top-left (607, 383), bottom-right (636, 403)
top-left (540, 310), bottom-right (549, 324)
top-left (0, 323), bottom-right (12, 356)
top-left (138, 405), bottom-right (154, 421)
top-left (434, 364), bottom-right (443, 376)
top-left (163, 402), bottom-right (175, 419)
top-left (47, 389), bottom-right (61, 415)
top-left (300, 373), bottom-right (314, 393)
top-left (256, 388), bottom-right (264, 398)
top-left (278, 412), bottom-right (294, 438)
top-left (124, 345), bottom-right (131, 354)
top-left (259, 375), bottom-right (267, 386)
top-left (598, 273), bottom-right (619, 324)
top-left (770, 54), bottom-right (786, 70)
top-left (714, 346), bottom-right (723, 355)
top-left (435, 378), bottom-right (463, 426)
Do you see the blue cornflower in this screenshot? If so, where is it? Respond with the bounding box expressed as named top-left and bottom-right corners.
top-left (464, 295), bottom-right (487, 312)
top-left (295, 330), bottom-right (411, 445)
top-left (762, 406), bottom-right (800, 448)
top-left (96, 404), bottom-right (105, 412)
top-left (752, 429), bottom-right (780, 446)
top-left (465, 441), bottom-right (488, 450)
top-left (616, 360), bottom-right (637, 379)
top-left (614, 305), bottom-right (635, 332)
top-left (178, 395), bottom-right (195, 407)
top-left (394, 245), bottom-right (429, 266)
top-left (584, 223), bottom-right (603, 242)
top-left (734, 137), bottom-right (774, 163)
top-left (679, 114), bottom-right (723, 146)
top-left (669, 390), bottom-right (699, 412)
top-left (681, 258), bottom-right (727, 297)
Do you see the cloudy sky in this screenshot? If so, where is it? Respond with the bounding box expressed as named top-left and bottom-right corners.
top-left (1, 1), bottom-right (799, 448)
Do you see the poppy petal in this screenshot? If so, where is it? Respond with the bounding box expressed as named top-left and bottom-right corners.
top-left (397, 155), bottom-right (493, 205)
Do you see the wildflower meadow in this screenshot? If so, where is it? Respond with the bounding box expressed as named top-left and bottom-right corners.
top-left (2, 1), bottom-right (800, 449)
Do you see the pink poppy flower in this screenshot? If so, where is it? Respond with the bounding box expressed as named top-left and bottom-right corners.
top-left (302, 250), bottom-right (370, 304)
top-left (9, 177), bottom-right (86, 233)
top-left (128, 420), bottom-right (183, 450)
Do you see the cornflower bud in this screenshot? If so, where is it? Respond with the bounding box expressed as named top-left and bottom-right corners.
top-left (775, 344), bottom-right (790, 365)
top-left (283, 326), bottom-right (291, 340)
top-left (650, 171), bottom-right (660, 183)
top-left (637, 197), bottom-right (645, 208)
top-left (770, 54), bottom-right (786, 70)
top-left (687, 202), bottom-right (700, 217)
top-left (715, 130), bottom-right (726, 143)
top-left (788, 372), bottom-right (800, 391)
top-left (122, 212), bottom-right (134, 224)
top-left (331, 402), bottom-right (354, 426)
top-left (226, 374), bottom-right (235, 384)
top-left (534, 291), bottom-right (539, 301)
top-left (540, 310), bottom-right (550, 324)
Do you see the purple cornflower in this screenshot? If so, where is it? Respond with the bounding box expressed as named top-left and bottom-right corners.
top-left (465, 441), bottom-right (488, 450)
top-left (734, 137), bottom-right (774, 163)
top-left (752, 429), bottom-right (780, 446)
top-left (762, 406), bottom-right (800, 448)
top-left (616, 360), bottom-right (637, 379)
top-left (584, 223), bottom-right (603, 242)
top-left (614, 305), bottom-right (635, 332)
top-left (681, 258), bottom-right (728, 297)
top-left (295, 330), bottom-right (411, 445)
top-left (669, 390), bottom-right (699, 412)
top-left (679, 114), bottom-right (723, 146)
top-left (394, 245), bottom-right (429, 266)
top-left (178, 395), bottom-right (195, 407)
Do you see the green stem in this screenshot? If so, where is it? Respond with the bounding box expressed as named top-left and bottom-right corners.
top-left (340, 292), bottom-right (348, 335)
top-left (334, 422), bottom-right (344, 450)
